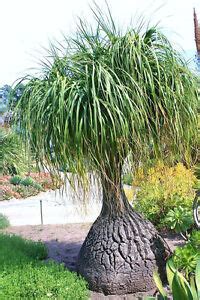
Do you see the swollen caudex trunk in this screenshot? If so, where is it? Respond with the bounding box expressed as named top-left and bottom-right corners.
top-left (77, 183), bottom-right (170, 295)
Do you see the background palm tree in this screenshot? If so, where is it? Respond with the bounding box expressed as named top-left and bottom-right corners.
top-left (14, 8), bottom-right (198, 295)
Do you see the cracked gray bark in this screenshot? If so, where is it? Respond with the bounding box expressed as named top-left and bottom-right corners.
top-left (77, 179), bottom-right (170, 295)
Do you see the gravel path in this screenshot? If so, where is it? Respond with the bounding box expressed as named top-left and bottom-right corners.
top-left (0, 190), bottom-right (101, 225)
top-left (2, 223), bottom-right (185, 300)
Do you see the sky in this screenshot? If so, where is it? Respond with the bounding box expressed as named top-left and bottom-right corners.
top-left (0, 0), bottom-right (200, 86)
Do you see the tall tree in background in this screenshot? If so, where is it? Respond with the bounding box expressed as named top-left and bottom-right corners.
top-left (14, 9), bottom-right (198, 295)
top-left (0, 84), bottom-right (25, 125)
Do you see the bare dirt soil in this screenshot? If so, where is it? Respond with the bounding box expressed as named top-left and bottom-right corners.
top-left (1, 224), bottom-right (184, 300)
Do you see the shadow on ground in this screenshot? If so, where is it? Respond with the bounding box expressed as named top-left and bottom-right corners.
top-left (161, 231), bottom-right (185, 250)
top-left (45, 240), bottom-right (81, 271)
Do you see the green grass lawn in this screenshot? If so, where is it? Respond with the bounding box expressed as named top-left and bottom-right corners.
top-left (0, 234), bottom-right (89, 299)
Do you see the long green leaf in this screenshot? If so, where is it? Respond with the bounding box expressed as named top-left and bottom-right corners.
top-left (166, 258), bottom-right (176, 290)
top-left (172, 271), bottom-right (193, 300)
top-left (195, 260), bottom-right (200, 299)
top-left (153, 271), bottom-right (167, 299)
top-left (190, 276), bottom-right (198, 300)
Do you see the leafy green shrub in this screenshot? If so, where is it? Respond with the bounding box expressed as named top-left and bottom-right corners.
top-left (164, 206), bottom-right (194, 234)
top-left (9, 175), bottom-right (22, 185)
top-left (20, 177), bottom-right (34, 186)
top-left (147, 259), bottom-right (200, 300)
top-left (173, 244), bottom-right (200, 279)
top-left (0, 261), bottom-right (88, 299)
top-left (134, 162), bottom-right (197, 227)
top-left (32, 182), bottom-right (43, 190)
top-left (0, 214), bottom-right (9, 229)
top-left (171, 230), bottom-right (200, 279)
top-left (19, 177), bottom-right (43, 190)
top-left (0, 234), bottom-right (88, 299)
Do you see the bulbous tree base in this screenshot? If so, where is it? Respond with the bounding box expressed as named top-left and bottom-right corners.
top-left (77, 206), bottom-right (170, 295)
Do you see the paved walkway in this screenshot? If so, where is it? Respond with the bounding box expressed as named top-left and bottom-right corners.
top-left (0, 189), bottom-right (101, 226)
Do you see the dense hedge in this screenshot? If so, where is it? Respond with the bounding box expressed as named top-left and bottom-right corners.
top-left (0, 234), bottom-right (89, 299)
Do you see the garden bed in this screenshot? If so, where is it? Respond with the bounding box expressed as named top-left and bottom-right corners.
top-left (1, 223), bottom-right (185, 300)
top-left (0, 172), bottom-right (61, 200)
top-left (0, 231), bottom-right (88, 299)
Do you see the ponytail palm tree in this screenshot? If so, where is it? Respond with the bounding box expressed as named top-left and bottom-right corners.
top-left (14, 11), bottom-right (198, 295)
